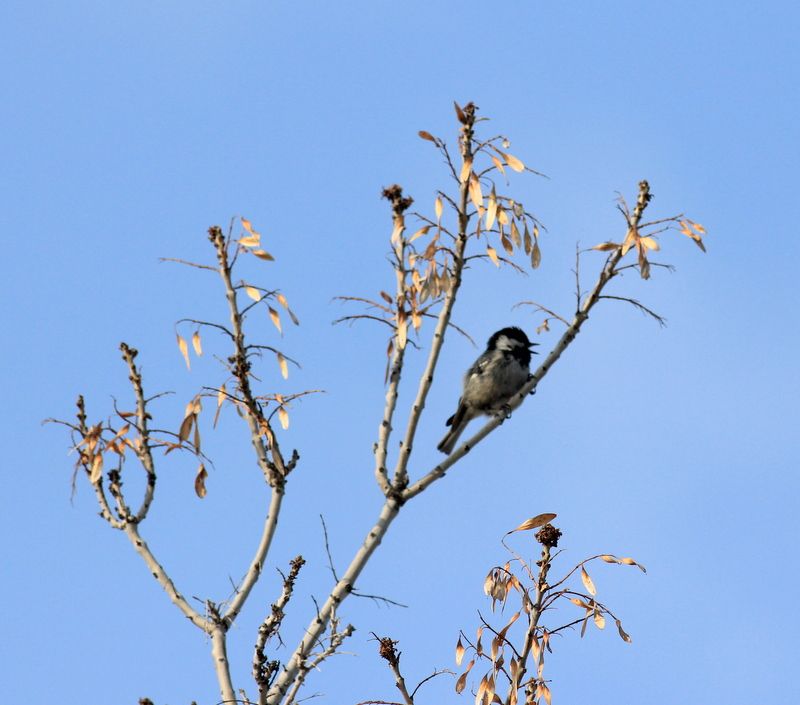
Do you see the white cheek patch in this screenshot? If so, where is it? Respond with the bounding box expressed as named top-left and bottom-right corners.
top-left (496, 335), bottom-right (523, 352)
top-left (496, 335), bottom-right (513, 351)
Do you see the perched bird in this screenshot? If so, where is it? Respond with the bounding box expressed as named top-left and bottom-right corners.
top-left (437, 327), bottom-right (536, 455)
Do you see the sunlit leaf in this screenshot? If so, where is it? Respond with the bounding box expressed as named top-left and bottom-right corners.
top-left (640, 236), bottom-right (660, 251)
top-left (593, 610), bottom-right (606, 629)
top-left (621, 229), bottom-right (637, 256)
top-left (191, 331), bottom-right (202, 356)
top-left (194, 463), bottom-right (207, 498)
top-left (455, 659), bottom-right (475, 694)
top-left (214, 384), bottom-right (226, 428)
top-left (396, 317), bottom-right (407, 349)
top-left (241, 217), bottom-right (258, 235)
top-left (593, 242), bottom-right (620, 251)
top-left (268, 306), bottom-right (282, 334)
top-left (409, 225), bottom-right (431, 243)
top-left (454, 100), bottom-right (466, 124)
top-left (620, 557), bottom-right (647, 573)
top-left (486, 245), bottom-right (500, 267)
top-left (581, 566), bottom-right (597, 596)
top-left (456, 636), bottom-right (465, 666)
top-left (277, 352), bottom-right (289, 379)
top-left (508, 513), bottom-right (556, 533)
top-left (239, 235), bottom-right (260, 248)
top-left (510, 220), bottom-right (521, 247)
top-left (490, 154), bottom-right (506, 177)
top-left (435, 196), bottom-right (443, 222)
top-left (569, 597), bottom-right (592, 609)
top-left (469, 174), bottom-right (483, 210)
top-left (461, 158), bottom-right (473, 184)
top-left (176, 334), bottom-right (190, 370)
top-left (278, 406), bottom-right (289, 430)
top-left (486, 189), bottom-right (498, 231)
top-left (501, 233), bottom-right (513, 255)
top-left (252, 249), bottom-right (275, 261)
top-left (89, 453), bottom-right (103, 484)
top-left (600, 554), bottom-right (619, 563)
top-left (245, 286), bottom-right (262, 302)
top-left (500, 151), bottom-right (525, 172)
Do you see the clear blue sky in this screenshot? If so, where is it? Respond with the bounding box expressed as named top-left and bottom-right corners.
top-left (3, 2), bottom-right (799, 704)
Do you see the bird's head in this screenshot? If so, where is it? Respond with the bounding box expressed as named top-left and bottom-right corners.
top-left (487, 326), bottom-right (538, 353)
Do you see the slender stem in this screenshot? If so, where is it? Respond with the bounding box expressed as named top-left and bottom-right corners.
top-left (392, 106), bottom-right (476, 489)
top-left (507, 545), bottom-right (551, 702)
top-left (267, 499), bottom-right (401, 703)
top-left (389, 660), bottom-right (415, 705)
top-left (209, 226), bottom-right (284, 486)
top-left (224, 486), bottom-right (285, 625)
top-left (119, 344), bottom-right (157, 523)
top-left (375, 201), bottom-right (409, 496)
top-left (123, 524), bottom-right (208, 630)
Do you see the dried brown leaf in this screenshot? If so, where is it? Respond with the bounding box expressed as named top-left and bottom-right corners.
top-left (500, 151), bottom-right (525, 172)
top-left (593, 242), bottom-right (620, 251)
top-left (409, 225), bottom-right (431, 243)
top-left (461, 158), bottom-right (473, 184)
top-left (581, 566), bottom-right (597, 596)
top-left (277, 352), bottom-right (289, 379)
top-left (454, 101), bottom-right (466, 124)
top-left (469, 174), bottom-right (483, 210)
top-left (486, 189), bottom-right (498, 231)
top-left (620, 557), bottom-right (647, 573)
top-left (178, 414), bottom-right (194, 443)
top-left (278, 406), bottom-right (289, 430)
top-left (245, 286), bottom-right (262, 302)
top-left (418, 130), bottom-right (436, 142)
top-left (486, 245), bottom-right (500, 267)
top-left (616, 619), bottom-right (632, 643)
top-left (508, 513), bottom-right (556, 533)
top-left (490, 154), bottom-right (506, 177)
top-left (176, 334), bottom-right (190, 370)
top-left (252, 249), bottom-right (275, 261)
top-left (191, 331), bottom-right (202, 356)
top-left (268, 306), bottom-right (282, 334)
top-left (194, 463), bottom-right (208, 498)
top-left (89, 453), bottom-right (103, 484)
top-left (213, 385), bottom-right (226, 428)
top-left (531, 241), bottom-right (541, 269)
top-left (241, 217), bottom-right (258, 236)
top-left (239, 235), bottom-right (260, 248)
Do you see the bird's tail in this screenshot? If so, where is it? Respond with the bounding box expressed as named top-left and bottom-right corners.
top-left (437, 403), bottom-right (470, 455)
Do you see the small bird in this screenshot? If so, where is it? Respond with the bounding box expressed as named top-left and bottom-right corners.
top-left (437, 327), bottom-right (536, 455)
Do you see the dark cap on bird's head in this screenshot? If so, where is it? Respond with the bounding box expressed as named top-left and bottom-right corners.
top-left (487, 326), bottom-right (537, 350)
